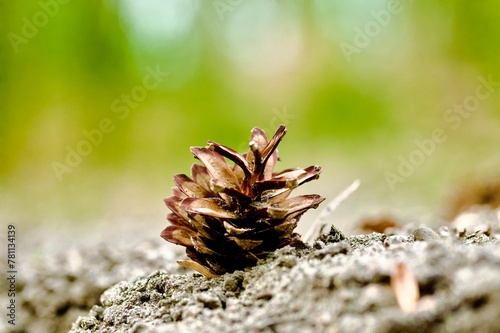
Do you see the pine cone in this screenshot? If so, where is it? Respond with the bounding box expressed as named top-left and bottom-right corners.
top-left (161, 125), bottom-right (324, 277)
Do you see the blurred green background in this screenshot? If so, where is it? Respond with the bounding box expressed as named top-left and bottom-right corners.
top-left (1, 0), bottom-right (499, 237)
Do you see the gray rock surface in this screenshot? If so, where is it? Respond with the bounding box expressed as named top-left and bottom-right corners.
top-left (0, 238), bottom-right (184, 333)
top-left (2, 209), bottom-right (499, 333)
top-left (67, 216), bottom-right (500, 333)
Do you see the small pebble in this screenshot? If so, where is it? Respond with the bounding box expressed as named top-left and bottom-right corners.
top-left (77, 317), bottom-right (98, 330)
top-left (196, 292), bottom-right (222, 309)
top-left (413, 226), bottom-right (440, 241)
top-left (312, 242), bottom-right (350, 259)
top-left (255, 291), bottom-right (273, 301)
top-left (130, 322), bottom-right (148, 333)
top-left (277, 255), bottom-right (297, 268)
top-left (223, 271), bottom-right (244, 292)
top-left (383, 235), bottom-right (410, 246)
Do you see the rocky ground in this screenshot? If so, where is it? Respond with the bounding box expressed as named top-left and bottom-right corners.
top-left (0, 235), bottom-right (181, 333)
top-left (2, 208), bottom-right (500, 333)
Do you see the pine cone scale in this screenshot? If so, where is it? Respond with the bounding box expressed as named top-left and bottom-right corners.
top-left (208, 141), bottom-right (252, 179)
top-left (161, 225), bottom-right (194, 247)
top-left (173, 174), bottom-right (209, 198)
top-left (190, 164), bottom-right (212, 192)
top-left (180, 197), bottom-right (239, 219)
top-left (190, 147), bottom-right (240, 189)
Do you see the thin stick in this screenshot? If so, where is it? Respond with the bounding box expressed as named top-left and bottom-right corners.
top-left (303, 179), bottom-right (360, 244)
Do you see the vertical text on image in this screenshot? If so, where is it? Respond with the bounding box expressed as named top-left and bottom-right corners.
top-left (6, 224), bottom-right (17, 326)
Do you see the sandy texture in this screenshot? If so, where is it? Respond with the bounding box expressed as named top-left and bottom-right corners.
top-left (62, 210), bottom-right (500, 333)
top-left (2, 209), bottom-right (499, 333)
top-left (0, 237), bottom-right (184, 333)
